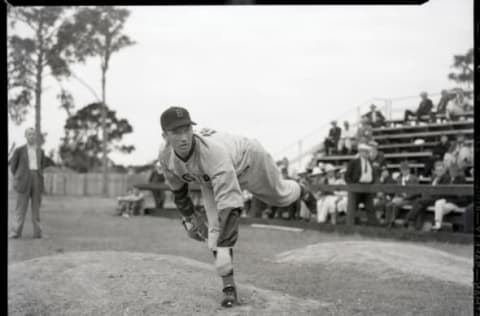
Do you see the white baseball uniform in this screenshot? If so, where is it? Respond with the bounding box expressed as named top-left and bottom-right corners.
top-left (158, 130), bottom-right (301, 249)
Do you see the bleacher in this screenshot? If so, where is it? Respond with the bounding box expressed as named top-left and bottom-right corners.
top-left (313, 111), bottom-right (474, 231)
top-left (316, 112), bottom-right (474, 182)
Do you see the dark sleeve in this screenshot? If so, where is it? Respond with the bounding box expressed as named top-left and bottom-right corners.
top-left (173, 183), bottom-right (195, 217)
top-left (9, 148), bottom-right (20, 175)
top-left (344, 160), bottom-right (355, 184)
top-left (379, 111), bottom-right (386, 121)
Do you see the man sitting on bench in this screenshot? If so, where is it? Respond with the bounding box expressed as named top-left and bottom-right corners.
top-left (404, 161), bottom-right (450, 230)
top-left (432, 164), bottom-right (470, 231)
top-left (403, 91), bottom-right (434, 124)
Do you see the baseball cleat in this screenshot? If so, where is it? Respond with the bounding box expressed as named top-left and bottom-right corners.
top-left (221, 286), bottom-right (238, 308)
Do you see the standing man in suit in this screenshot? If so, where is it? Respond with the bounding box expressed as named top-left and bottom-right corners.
top-left (9, 128), bottom-right (47, 239)
top-left (344, 143), bottom-right (377, 226)
top-left (405, 161), bottom-right (451, 230)
top-left (323, 120), bottom-right (342, 156)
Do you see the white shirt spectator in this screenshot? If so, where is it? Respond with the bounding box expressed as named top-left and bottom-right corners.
top-left (343, 126), bottom-right (357, 139)
top-left (27, 145), bottom-right (38, 171)
top-left (359, 157), bottom-right (373, 183)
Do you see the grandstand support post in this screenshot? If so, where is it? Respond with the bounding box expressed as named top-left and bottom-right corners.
top-left (298, 140), bottom-right (303, 170)
top-left (386, 99), bottom-right (393, 120)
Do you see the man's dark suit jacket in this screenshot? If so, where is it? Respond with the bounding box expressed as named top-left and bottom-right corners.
top-left (365, 110), bottom-right (385, 125)
top-left (427, 173), bottom-right (451, 200)
top-left (345, 157), bottom-right (375, 184)
top-left (394, 174), bottom-right (419, 200)
top-left (9, 145), bottom-right (46, 194)
top-left (416, 98), bottom-right (434, 116)
top-left (328, 126), bottom-right (342, 142)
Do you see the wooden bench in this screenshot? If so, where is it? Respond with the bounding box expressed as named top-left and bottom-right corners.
top-left (387, 163), bottom-right (424, 170)
top-left (372, 120), bottom-right (473, 134)
top-left (383, 111), bottom-right (474, 127)
top-left (310, 183), bottom-right (473, 229)
top-left (419, 177), bottom-right (473, 183)
top-left (378, 139), bottom-right (473, 151)
top-left (373, 128), bottom-right (473, 141)
top-left (316, 151), bottom-right (432, 163)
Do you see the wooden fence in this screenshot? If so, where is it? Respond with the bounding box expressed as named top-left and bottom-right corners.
top-left (8, 171), bottom-right (151, 197)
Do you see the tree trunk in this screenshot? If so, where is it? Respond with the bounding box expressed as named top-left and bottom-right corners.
top-left (35, 58), bottom-right (43, 142)
top-left (101, 67), bottom-right (108, 196)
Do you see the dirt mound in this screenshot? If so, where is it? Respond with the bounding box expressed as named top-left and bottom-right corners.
top-left (275, 240), bottom-right (472, 287)
top-left (9, 251), bottom-right (329, 316)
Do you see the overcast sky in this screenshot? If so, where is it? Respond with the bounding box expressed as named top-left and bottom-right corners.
top-left (8, 0), bottom-right (473, 167)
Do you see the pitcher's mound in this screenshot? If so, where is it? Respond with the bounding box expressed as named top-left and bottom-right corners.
top-left (276, 241), bottom-right (472, 287)
top-left (9, 251), bottom-right (329, 316)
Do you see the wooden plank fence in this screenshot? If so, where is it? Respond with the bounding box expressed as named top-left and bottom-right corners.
top-left (8, 170), bottom-right (151, 197)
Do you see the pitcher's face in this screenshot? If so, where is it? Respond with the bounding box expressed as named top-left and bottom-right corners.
top-left (164, 124), bottom-right (194, 157)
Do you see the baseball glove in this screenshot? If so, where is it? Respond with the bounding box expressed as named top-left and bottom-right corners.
top-left (182, 209), bottom-right (208, 242)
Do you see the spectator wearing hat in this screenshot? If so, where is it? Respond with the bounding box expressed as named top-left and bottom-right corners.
top-left (331, 167), bottom-right (348, 224)
top-left (338, 121), bottom-right (357, 155)
top-left (455, 134), bottom-right (473, 176)
top-left (384, 161), bottom-right (419, 228)
top-left (368, 141), bottom-right (386, 181)
top-left (432, 164), bottom-right (470, 231)
top-left (446, 89), bottom-right (469, 121)
top-left (356, 115), bottom-right (374, 144)
top-left (373, 166), bottom-right (395, 223)
top-left (364, 104), bottom-right (386, 128)
top-left (405, 161), bottom-right (451, 230)
top-left (316, 164), bottom-right (338, 223)
top-left (324, 121), bottom-right (342, 156)
top-left (344, 143), bottom-right (377, 226)
top-left (424, 135), bottom-right (450, 177)
top-left (435, 89), bottom-right (453, 117)
top-left (404, 91), bottom-right (434, 123)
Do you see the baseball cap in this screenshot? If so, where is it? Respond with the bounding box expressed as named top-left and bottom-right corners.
top-left (160, 107), bottom-right (196, 131)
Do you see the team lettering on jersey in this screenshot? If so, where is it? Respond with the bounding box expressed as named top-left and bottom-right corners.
top-left (181, 173), bottom-right (211, 183)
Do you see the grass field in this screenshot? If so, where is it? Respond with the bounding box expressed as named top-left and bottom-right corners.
top-left (8, 194), bottom-right (473, 316)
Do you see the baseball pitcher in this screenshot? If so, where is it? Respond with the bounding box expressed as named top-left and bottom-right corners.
top-left (158, 106), bottom-right (314, 308)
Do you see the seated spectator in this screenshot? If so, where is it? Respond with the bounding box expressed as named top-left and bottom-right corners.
top-left (455, 135), bottom-right (473, 175)
top-left (432, 164), bottom-right (470, 231)
top-left (373, 166), bottom-right (395, 223)
top-left (404, 91), bottom-right (434, 123)
top-left (356, 115), bottom-right (374, 144)
top-left (116, 187), bottom-right (145, 218)
top-left (364, 104), bottom-right (386, 128)
top-left (405, 161), bottom-right (450, 230)
top-left (424, 135), bottom-right (450, 177)
top-left (316, 164), bottom-right (339, 223)
top-left (368, 141), bottom-right (386, 181)
top-left (336, 138), bottom-right (349, 156)
top-left (435, 89), bottom-right (452, 117)
top-left (149, 162), bottom-right (166, 209)
top-left (324, 120), bottom-right (342, 156)
top-left (446, 89), bottom-right (469, 121)
top-left (338, 121), bottom-right (357, 155)
top-left (443, 141), bottom-right (458, 171)
top-left (344, 143), bottom-right (378, 226)
top-left (330, 167), bottom-right (348, 224)
top-left (384, 161), bottom-right (419, 228)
